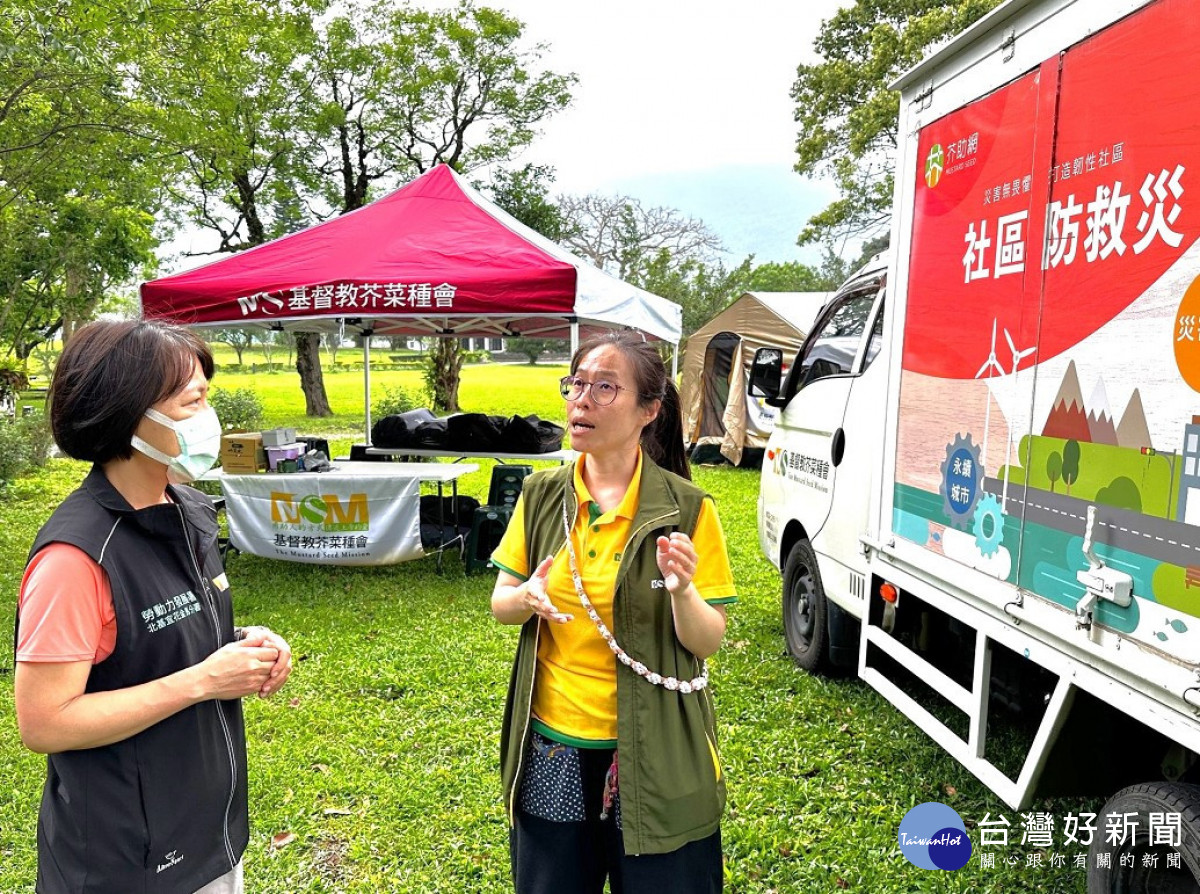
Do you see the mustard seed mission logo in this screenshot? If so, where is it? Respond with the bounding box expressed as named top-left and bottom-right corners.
top-left (925, 143), bottom-right (945, 188)
top-left (270, 490), bottom-right (369, 532)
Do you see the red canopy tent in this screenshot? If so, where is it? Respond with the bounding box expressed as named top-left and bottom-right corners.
top-left (141, 164), bottom-right (681, 343)
top-left (141, 165), bottom-right (681, 441)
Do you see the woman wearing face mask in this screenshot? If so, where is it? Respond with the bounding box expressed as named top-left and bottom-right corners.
top-left (13, 320), bottom-right (292, 894)
top-left (491, 330), bottom-right (736, 894)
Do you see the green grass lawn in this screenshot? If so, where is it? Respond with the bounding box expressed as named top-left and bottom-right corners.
top-left (209, 359), bottom-right (570, 438)
top-left (0, 364), bottom-right (1096, 892)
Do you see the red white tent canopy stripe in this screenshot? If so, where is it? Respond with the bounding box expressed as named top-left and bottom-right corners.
top-left (140, 165), bottom-right (681, 345)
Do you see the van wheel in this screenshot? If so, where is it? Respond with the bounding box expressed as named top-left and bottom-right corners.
top-left (782, 540), bottom-right (831, 674)
top-left (1087, 782), bottom-right (1200, 893)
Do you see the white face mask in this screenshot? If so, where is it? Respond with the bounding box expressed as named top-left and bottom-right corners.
top-left (132, 406), bottom-right (223, 484)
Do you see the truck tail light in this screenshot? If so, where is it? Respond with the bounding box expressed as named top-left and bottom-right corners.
top-left (879, 582), bottom-right (898, 603)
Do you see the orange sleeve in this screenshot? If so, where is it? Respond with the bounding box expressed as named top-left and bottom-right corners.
top-left (17, 543), bottom-right (116, 664)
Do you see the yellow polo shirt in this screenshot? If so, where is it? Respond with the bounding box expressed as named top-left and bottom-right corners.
top-left (491, 452), bottom-right (737, 748)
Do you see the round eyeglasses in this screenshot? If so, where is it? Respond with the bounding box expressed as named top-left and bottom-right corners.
top-left (559, 375), bottom-right (628, 406)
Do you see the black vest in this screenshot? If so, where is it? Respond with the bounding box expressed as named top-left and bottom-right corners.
top-left (18, 466), bottom-right (248, 894)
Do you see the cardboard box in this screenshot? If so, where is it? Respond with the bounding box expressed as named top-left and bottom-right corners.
top-left (261, 427), bottom-right (298, 448)
top-left (266, 442), bottom-right (305, 472)
top-left (220, 432), bottom-right (265, 473)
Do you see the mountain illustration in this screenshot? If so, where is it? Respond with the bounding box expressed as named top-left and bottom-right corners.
top-left (1115, 388), bottom-right (1152, 450)
top-left (1086, 378), bottom-right (1118, 445)
top-left (1042, 361), bottom-right (1092, 440)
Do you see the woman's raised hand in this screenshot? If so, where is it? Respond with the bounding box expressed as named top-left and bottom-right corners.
top-left (656, 531), bottom-right (698, 598)
top-left (525, 556), bottom-right (573, 624)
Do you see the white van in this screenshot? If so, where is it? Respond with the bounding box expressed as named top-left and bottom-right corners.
top-left (752, 0), bottom-right (1200, 888)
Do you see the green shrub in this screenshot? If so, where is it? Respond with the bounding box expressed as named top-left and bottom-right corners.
top-left (372, 383), bottom-right (426, 418)
top-left (0, 414), bottom-right (54, 485)
top-left (209, 386), bottom-right (266, 431)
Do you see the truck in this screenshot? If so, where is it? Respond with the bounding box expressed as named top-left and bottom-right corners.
top-left (750, 0), bottom-right (1200, 888)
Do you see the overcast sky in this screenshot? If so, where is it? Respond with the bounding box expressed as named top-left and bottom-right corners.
top-left (473, 0), bottom-right (848, 194)
top-left (164, 2), bottom-right (851, 270)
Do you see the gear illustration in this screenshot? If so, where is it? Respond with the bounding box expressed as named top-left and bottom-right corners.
top-left (939, 433), bottom-right (983, 530)
top-left (972, 493), bottom-right (1005, 557)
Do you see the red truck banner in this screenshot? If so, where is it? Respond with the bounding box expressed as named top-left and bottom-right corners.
top-left (893, 0), bottom-right (1200, 652)
top-left (904, 0), bottom-right (1200, 382)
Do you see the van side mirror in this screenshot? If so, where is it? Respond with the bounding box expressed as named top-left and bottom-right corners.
top-left (749, 347), bottom-right (783, 402)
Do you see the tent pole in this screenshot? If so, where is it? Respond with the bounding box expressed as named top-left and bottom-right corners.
top-left (363, 334), bottom-right (372, 445)
top-left (570, 321), bottom-right (579, 362)
top-left (672, 342), bottom-right (679, 378)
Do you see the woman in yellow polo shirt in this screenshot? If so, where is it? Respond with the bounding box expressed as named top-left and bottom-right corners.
top-left (491, 330), bottom-right (736, 894)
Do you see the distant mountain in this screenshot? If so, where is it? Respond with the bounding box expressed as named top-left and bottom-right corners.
top-left (1042, 360), bottom-right (1091, 441)
top-left (1041, 361), bottom-right (1150, 448)
top-left (1116, 389), bottom-right (1153, 449)
top-left (605, 164), bottom-right (842, 268)
top-left (1086, 378), bottom-right (1118, 445)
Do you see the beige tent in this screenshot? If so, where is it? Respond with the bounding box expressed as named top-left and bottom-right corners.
top-left (682, 291), bottom-right (829, 466)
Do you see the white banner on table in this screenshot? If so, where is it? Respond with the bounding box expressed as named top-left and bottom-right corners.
top-left (223, 473), bottom-right (423, 565)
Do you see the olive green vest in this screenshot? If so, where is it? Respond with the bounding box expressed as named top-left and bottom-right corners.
top-left (499, 458), bottom-right (726, 855)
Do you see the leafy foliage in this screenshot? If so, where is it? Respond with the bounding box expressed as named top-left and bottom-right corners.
top-left (209, 386), bottom-right (266, 432)
top-left (506, 338), bottom-right (561, 365)
top-left (792, 0), bottom-right (1002, 245)
top-left (371, 383), bottom-right (426, 419)
top-left (0, 414), bottom-right (54, 486)
top-left (484, 163), bottom-right (569, 241)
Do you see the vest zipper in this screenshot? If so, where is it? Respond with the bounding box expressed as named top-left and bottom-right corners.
top-left (613, 507), bottom-right (674, 857)
top-left (507, 620), bottom-right (541, 826)
top-left (177, 504), bottom-right (239, 869)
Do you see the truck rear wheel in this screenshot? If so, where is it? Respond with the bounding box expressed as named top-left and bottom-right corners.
top-left (782, 540), bottom-right (831, 674)
top-left (1087, 782), bottom-right (1200, 893)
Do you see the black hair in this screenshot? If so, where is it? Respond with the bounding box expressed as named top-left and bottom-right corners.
top-left (49, 320), bottom-right (215, 464)
top-left (571, 329), bottom-right (690, 480)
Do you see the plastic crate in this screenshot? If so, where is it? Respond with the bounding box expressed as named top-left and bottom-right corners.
top-left (464, 504), bottom-right (515, 574)
top-left (487, 464), bottom-right (534, 508)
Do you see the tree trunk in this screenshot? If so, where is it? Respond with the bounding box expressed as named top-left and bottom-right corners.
top-left (295, 332), bottom-right (333, 417)
top-left (233, 170), bottom-right (267, 245)
top-left (430, 338), bottom-right (463, 413)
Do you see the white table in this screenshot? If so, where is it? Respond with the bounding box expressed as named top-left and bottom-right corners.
top-left (364, 446), bottom-right (576, 464)
top-left (205, 461), bottom-right (478, 568)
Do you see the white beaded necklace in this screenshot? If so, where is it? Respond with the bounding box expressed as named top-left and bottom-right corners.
top-left (560, 498), bottom-right (708, 694)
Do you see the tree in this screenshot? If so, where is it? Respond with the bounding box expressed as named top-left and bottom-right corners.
top-left (0, 3), bottom-right (156, 207)
top-left (258, 330), bottom-right (284, 368)
top-left (639, 250), bottom-right (754, 340)
top-left (746, 256), bottom-right (851, 293)
top-left (0, 3), bottom-right (163, 356)
top-left (426, 337), bottom-right (465, 412)
top-left (138, 1), bottom-right (337, 416)
top-left (791, 1), bottom-right (1002, 246)
top-left (558, 193), bottom-right (723, 282)
top-left (486, 165), bottom-right (570, 367)
top-left (295, 1), bottom-right (575, 413)
top-left (507, 338), bottom-right (560, 365)
top-left (485, 164), bottom-right (569, 240)
top-left (1061, 439), bottom-right (1081, 495)
top-left (557, 192), bottom-right (742, 340)
top-left (213, 329), bottom-right (256, 366)
top-left (1046, 451), bottom-right (1062, 494)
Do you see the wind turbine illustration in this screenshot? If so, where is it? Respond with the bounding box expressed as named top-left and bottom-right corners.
top-left (975, 318), bottom-right (1005, 476)
top-left (1001, 327), bottom-right (1036, 512)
